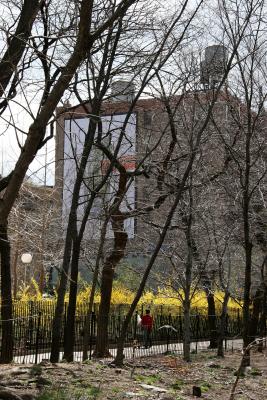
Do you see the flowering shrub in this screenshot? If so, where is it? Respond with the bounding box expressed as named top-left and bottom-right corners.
top-left (16, 279), bottom-right (242, 313)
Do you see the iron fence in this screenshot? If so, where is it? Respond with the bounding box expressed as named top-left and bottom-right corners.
top-left (0, 301), bottom-right (256, 363)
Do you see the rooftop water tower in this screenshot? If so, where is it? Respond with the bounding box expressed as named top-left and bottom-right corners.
top-left (200, 45), bottom-right (228, 88)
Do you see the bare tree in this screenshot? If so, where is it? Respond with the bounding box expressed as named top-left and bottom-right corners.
top-left (0, 0), bottom-right (138, 363)
top-left (8, 181), bottom-right (61, 296)
top-left (216, 0), bottom-right (267, 364)
top-left (50, 0), bottom-right (209, 362)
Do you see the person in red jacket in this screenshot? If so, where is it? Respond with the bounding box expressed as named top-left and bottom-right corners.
top-left (141, 309), bottom-right (153, 348)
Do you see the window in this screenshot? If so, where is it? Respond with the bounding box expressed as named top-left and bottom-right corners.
top-left (144, 111), bottom-right (152, 127)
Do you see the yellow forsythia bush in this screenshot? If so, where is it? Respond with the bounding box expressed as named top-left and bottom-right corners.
top-left (16, 279), bottom-right (242, 312)
top-left (77, 285), bottom-right (242, 312)
top-left (17, 278), bottom-right (43, 301)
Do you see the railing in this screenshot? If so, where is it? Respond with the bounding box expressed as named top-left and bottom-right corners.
top-left (0, 302), bottom-right (254, 363)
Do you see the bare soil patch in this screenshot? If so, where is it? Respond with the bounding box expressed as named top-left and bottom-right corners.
top-left (0, 349), bottom-right (266, 399)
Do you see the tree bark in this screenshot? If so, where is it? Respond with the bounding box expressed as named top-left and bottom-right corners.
top-left (12, 248), bottom-right (19, 299)
top-left (0, 0), bottom-right (42, 96)
top-left (217, 292), bottom-right (230, 357)
top-left (50, 225), bottom-right (73, 362)
top-left (190, 240), bottom-right (217, 349)
top-left (205, 289), bottom-right (217, 349)
top-left (241, 159), bottom-right (253, 369)
top-left (83, 218), bottom-right (108, 361)
top-left (183, 178), bottom-right (193, 362)
top-left (63, 241), bottom-right (81, 361)
top-left (0, 223), bottom-right (13, 363)
top-left (94, 212), bottom-right (128, 357)
top-left (183, 299), bottom-right (191, 362)
top-left (258, 284), bottom-right (267, 352)
top-left (249, 287), bottom-right (262, 342)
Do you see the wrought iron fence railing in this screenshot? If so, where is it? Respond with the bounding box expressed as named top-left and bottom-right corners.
top-left (0, 301), bottom-right (260, 364)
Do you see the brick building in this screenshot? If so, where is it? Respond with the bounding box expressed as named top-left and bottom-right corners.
top-left (54, 85), bottom-right (236, 278)
top-left (54, 47), bottom-right (266, 290)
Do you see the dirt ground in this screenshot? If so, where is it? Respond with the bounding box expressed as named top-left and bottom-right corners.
top-left (0, 349), bottom-right (267, 400)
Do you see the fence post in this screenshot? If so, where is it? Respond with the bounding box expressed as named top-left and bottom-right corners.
top-left (28, 301), bottom-right (34, 350)
top-left (35, 312), bottom-right (42, 364)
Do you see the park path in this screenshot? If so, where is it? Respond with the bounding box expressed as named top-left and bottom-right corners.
top-left (14, 337), bottom-right (244, 364)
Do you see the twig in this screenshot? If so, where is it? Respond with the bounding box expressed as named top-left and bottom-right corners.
top-left (229, 337), bottom-right (266, 400)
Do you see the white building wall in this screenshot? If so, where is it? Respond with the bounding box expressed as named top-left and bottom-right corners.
top-left (63, 113), bottom-right (136, 238)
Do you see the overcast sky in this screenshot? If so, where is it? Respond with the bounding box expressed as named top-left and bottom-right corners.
top-left (0, 98), bottom-right (55, 186)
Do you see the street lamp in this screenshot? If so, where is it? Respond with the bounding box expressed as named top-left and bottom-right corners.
top-left (21, 253), bottom-right (33, 285)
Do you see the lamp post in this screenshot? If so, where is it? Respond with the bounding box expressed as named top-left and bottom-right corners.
top-left (21, 253), bottom-right (33, 285)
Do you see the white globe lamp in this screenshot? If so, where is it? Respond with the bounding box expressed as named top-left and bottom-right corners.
top-left (21, 253), bottom-right (33, 264)
top-left (21, 253), bottom-right (33, 284)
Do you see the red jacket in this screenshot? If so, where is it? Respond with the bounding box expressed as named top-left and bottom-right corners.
top-left (141, 314), bottom-right (153, 331)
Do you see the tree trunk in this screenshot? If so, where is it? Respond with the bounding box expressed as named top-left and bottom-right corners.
top-left (183, 299), bottom-right (191, 362)
top-left (94, 213), bottom-right (128, 357)
top-left (12, 248), bottom-right (19, 299)
top-left (190, 241), bottom-right (217, 348)
top-left (83, 218), bottom-right (108, 361)
top-left (38, 214), bottom-right (46, 294)
top-left (50, 230), bottom-right (73, 362)
top-left (249, 287), bottom-right (262, 342)
top-left (63, 241), bottom-right (81, 361)
top-left (217, 292), bottom-right (230, 357)
top-left (0, 223), bottom-right (13, 363)
top-left (258, 284), bottom-right (267, 352)
top-left (0, 0), bottom-right (41, 96)
top-left (183, 180), bottom-right (193, 362)
top-left (241, 114), bottom-right (253, 370)
top-left (204, 287), bottom-right (217, 348)
top-left (94, 263), bottom-right (116, 357)
top-left (82, 275), bottom-right (99, 360)
top-left (242, 237), bottom-right (252, 368)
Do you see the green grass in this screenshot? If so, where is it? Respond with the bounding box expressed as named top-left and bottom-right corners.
top-left (37, 385), bottom-right (101, 400)
top-left (249, 368), bottom-right (262, 376)
top-left (200, 382), bottom-right (211, 393)
top-left (111, 387), bottom-right (121, 393)
top-left (30, 364), bottom-right (42, 376)
top-left (74, 386), bottom-right (101, 398)
top-left (135, 373), bottom-right (161, 385)
top-left (37, 389), bottom-right (67, 400)
top-left (170, 379), bottom-right (184, 391)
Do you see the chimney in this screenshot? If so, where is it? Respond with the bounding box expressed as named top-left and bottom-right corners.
top-left (110, 80), bottom-right (135, 102)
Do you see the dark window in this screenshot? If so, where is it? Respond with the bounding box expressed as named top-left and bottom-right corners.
top-left (144, 111), bottom-right (152, 127)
